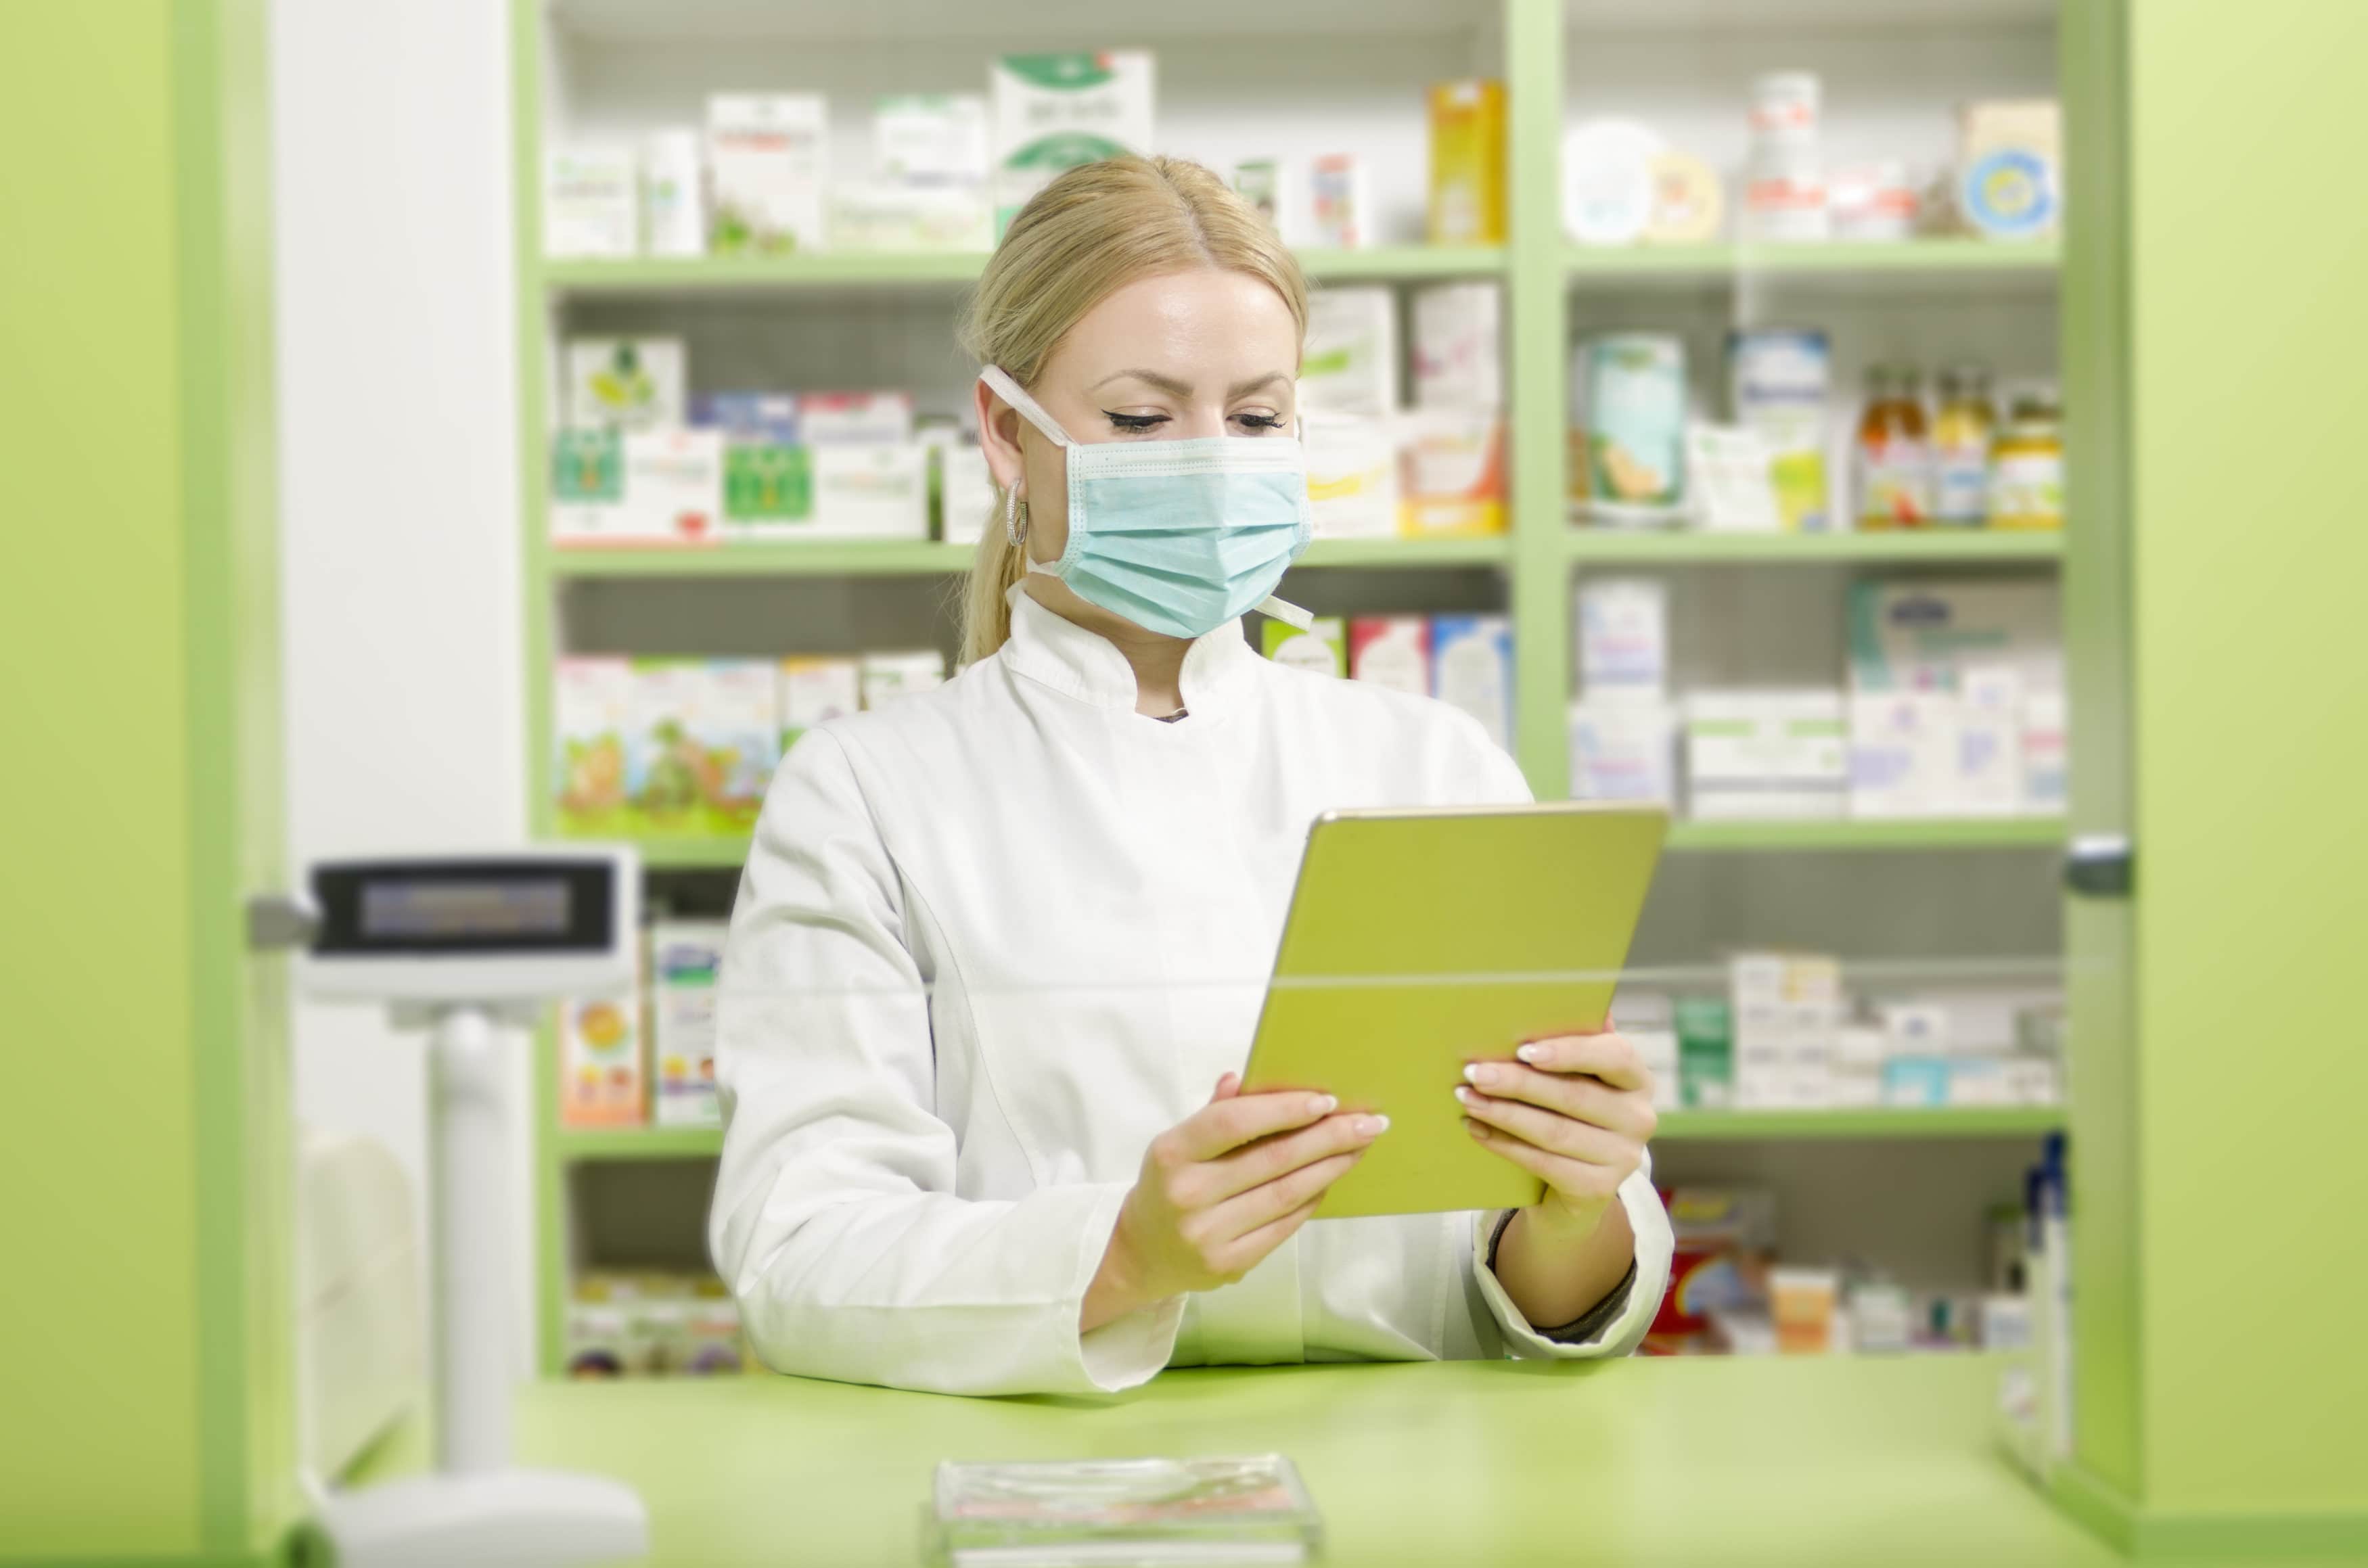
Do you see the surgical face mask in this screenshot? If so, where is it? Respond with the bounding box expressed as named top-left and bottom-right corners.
top-left (980, 365), bottom-right (1314, 640)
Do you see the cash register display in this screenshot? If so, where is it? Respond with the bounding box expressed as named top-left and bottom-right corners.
top-left (312, 859), bottom-right (614, 956)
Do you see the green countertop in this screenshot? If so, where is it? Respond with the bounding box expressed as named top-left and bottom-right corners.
top-left (373, 1356), bottom-right (2147, 1565)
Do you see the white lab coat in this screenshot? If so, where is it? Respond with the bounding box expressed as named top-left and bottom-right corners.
top-left (710, 587), bottom-right (1674, 1397)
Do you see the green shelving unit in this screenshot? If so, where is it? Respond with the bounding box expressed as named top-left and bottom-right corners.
top-left (1654, 1107), bottom-right (2066, 1141)
top-left (1663, 818), bottom-right (2065, 853)
top-left (631, 817), bottom-right (2067, 873)
top-left (547, 1107), bottom-right (2066, 1164)
top-left (1564, 530), bottom-right (2063, 564)
top-left (514, 0), bottom-right (2069, 1381)
top-left (542, 245), bottom-right (1506, 295)
top-left (1566, 238), bottom-right (2059, 280)
top-left (546, 536), bottom-right (1512, 579)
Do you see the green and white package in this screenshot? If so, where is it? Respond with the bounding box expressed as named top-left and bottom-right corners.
top-left (989, 53), bottom-right (1155, 233)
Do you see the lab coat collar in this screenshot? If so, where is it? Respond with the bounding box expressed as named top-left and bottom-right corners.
top-left (1003, 584), bottom-right (1258, 719)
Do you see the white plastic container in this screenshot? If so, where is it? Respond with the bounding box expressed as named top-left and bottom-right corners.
top-left (1411, 281), bottom-right (1503, 411)
top-left (641, 130), bottom-right (706, 258)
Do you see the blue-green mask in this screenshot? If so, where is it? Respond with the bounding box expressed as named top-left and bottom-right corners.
top-left (981, 366), bottom-right (1313, 641)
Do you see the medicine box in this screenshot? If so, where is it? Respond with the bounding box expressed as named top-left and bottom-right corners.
top-left (812, 443), bottom-right (930, 538)
top-left (1307, 153), bottom-right (1368, 249)
top-left (553, 657), bottom-right (633, 836)
top-left (990, 53), bottom-right (1154, 231)
top-left (1411, 282), bottom-right (1503, 410)
top-left (720, 443), bottom-right (813, 539)
top-left (692, 392), bottom-right (799, 446)
top-left (1954, 665), bottom-right (2026, 816)
top-left (545, 147), bottom-right (637, 260)
top-left (707, 94), bottom-right (827, 254)
top-left (1263, 618), bottom-right (1347, 678)
top-left (650, 921), bottom-right (728, 1128)
top-left (1568, 700), bottom-right (1677, 804)
top-left (696, 660), bottom-right (780, 833)
top-left (1673, 996), bottom-right (1733, 1110)
top-left (1299, 286), bottom-right (1398, 419)
top-left (1848, 689), bottom-right (1958, 819)
top-left (777, 655), bottom-right (861, 756)
top-left (641, 129), bottom-right (706, 258)
top-left (1303, 416), bottom-right (1400, 539)
top-left (1847, 580), bottom-right (2062, 698)
top-left (1398, 409), bottom-right (1506, 537)
top-left (553, 428), bottom-right (724, 546)
top-left (860, 649), bottom-right (947, 710)
top-left (938, 444), bottom-right (997, 545)
top-left (873, 94), bottom-right (988, 186)
top-left (1430, 614), bottom-right (1513, 750)
top-left (799, 391), bottom-right (915, 445)
top-left (2022, 690), bottom-right (2068, 815)
top-left (624, 661), bottom-right (758, 837)
top-left (1574, 576), bottom-right (1668, 696)
top-left (1348, 616), bottom-right (1430, 696)
top-left (559, 984), bottom-right (645, 1130)
top-left (1684, 690), bottom-right (1847, 821)
top-left (566, 337), bottom-right (687, 430)
top-left (829, 183), bottom-right (993, 253)
top-left (1428, 80), bottom-right (1507, 246)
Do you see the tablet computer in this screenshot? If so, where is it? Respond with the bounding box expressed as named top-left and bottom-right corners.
top-left (1237, 802), bottom-right (1667, 1220)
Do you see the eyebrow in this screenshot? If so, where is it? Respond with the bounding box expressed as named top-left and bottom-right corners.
top-left (1091, 369), bottom-right (1294, 400)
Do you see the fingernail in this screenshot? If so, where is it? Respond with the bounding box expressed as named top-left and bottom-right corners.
top-left (1312, 1094), bottom-right (1338, 1115)
top-left (1465, 1063), bottom-right (1499, 1089)
top-left (1358, 1114), bottom-right (1390, 1136)
top-left (1454, 1085), bottom-right (1478, 1107)
top-left (1465, 1120), bottom-right (1491, 1140)
top-left (1516, 1044), bottom-right (1544, 1065)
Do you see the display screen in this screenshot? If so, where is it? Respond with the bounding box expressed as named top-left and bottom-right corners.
top-left (361, 879), bottom-right (570, 940)
top-left (311, 858), bottom-right (614, 956)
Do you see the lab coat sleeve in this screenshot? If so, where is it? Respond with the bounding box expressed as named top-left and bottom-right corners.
top-left (1467, 1152), bottom-right (1674, 1360)
top-left (709, 729), bottom-right (1183, 1398)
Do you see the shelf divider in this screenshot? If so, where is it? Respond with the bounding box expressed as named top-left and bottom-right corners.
top-left (1654, 1107), bottom-right (2066, 1141)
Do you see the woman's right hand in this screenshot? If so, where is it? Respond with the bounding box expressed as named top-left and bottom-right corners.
top-left (1080, 1073), bottom-right (1388, 1333)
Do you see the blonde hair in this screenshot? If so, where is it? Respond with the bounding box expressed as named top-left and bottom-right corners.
top-left (953, 154), bottom-right (1308, 665)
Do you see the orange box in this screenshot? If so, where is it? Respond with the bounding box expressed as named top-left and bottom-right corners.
top-left (1428, 80), bottom-right (1507, 246)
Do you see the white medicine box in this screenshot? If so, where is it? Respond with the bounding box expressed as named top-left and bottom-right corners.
top-left (708, 94), bottom-right (828, 254)
top-left (566, 337), bottom-right (687, 430)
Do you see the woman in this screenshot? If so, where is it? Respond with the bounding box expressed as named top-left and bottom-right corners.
top-left (710, 155), bottom-right (1672, 1397)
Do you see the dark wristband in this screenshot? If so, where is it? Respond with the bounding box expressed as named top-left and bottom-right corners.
top-left (1487, 1209), bottom-right (1639, 1345)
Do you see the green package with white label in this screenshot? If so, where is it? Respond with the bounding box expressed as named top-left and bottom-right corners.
top-left (990, 53), bottom-right (1154, 233)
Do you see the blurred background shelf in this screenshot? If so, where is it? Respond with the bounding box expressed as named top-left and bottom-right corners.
top-left (547, 1111), bottom-right (2066, 1158)
top-left (1564, 530), bottom-right (2063, 564)
top-left (540, 245), bottom-right (1504, 296)
top-left (553, 1126), bottom-right (725, 1161)
top-left (624, 818), bottom-right (2066, 870)
top-left (547, 541), bottom-right (974, 577)
top-left (1654, 1107), bottom-right (2066, 1141)
top-left (1663, 818), bottom-right (2064, 853)
top-left (1564, 238), bottom-right (2059, 280)
top-left (543, 537), bottom-right (1514, 578)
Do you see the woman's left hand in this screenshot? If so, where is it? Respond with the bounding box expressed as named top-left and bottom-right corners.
top-left (1456, 1030), bottom-right (1657, 1236)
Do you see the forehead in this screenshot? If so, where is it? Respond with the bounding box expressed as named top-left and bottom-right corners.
top-left (1047, 268), bottom-right (1300, 383)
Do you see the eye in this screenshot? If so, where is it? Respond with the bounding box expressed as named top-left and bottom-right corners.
top-left (1233, 412), bottom-right (1288, 433)
top-left (1103, 411), bottom-right (1168, 434)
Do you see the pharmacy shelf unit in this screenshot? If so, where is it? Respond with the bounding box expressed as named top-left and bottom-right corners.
top-left (546, 1105), bottom-right (2068, 1167)
top-left (515, 0), bottom-right (2071, 1378)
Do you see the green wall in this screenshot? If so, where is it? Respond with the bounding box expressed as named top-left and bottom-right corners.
top-left (0, 2), bottom-right (290, 1561)
top-left (2127, 0), bottom-right (2368, 1519)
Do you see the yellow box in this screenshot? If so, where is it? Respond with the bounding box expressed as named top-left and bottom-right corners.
top-left (1398, 411), bottom-right (1507, 538)
top-left (1428, 80), bottom-right (1506, 246)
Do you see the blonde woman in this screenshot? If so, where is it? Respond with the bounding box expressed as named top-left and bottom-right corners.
top-left (711, 156), bottom-right (1673, 1396)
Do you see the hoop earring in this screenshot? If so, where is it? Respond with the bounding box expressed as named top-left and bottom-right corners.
top-left (1005, 486), bottom-right (1030, 547)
